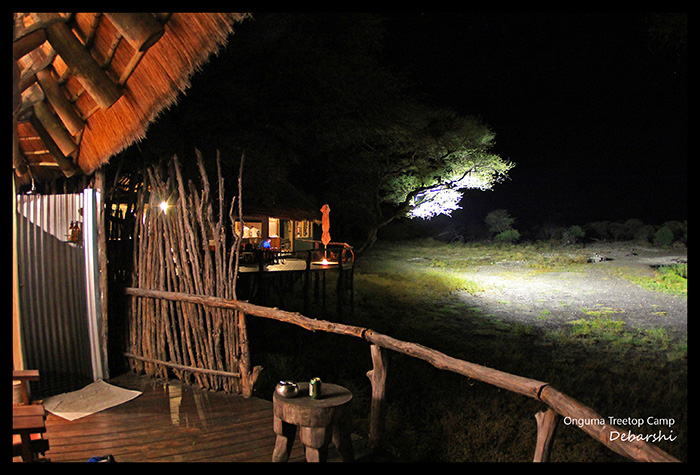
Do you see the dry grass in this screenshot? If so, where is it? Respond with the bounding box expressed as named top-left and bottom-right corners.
top-left (249, 239), bottom-right (686, 462)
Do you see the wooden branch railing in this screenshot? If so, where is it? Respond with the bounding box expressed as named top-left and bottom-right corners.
top-left (124, 287), bottom-right (680, 462)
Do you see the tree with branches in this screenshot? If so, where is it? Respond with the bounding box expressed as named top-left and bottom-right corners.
top-left (330, 103), bottom-right (513, 253)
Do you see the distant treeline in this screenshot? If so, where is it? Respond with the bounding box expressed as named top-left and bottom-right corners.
top-left (550, 219), bottom-right (687, 246)
top-left (379, 213), bottom-right (687, 247)
top-left (484, 211), bottom-right (687, 246)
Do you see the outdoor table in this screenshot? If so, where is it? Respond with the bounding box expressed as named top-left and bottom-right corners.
top-left (272, 382), bottom-right (354, 462)
top-left (12, 404), bottom-right (47, 462)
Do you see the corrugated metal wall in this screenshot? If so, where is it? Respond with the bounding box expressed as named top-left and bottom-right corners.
top-left (15, 192), bottom-right (98, 398)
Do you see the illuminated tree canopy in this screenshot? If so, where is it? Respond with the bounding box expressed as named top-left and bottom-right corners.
top-left (343, 104), bottom-right (513, 252)
top-left (380, 108), bottom-right (513, 220)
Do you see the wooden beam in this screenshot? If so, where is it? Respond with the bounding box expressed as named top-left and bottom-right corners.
top-left (12, 125), bottom-right (30, 177)
top-left (101, 33), bottom-right (123, 70)
top-left (32, 100), bottom-right (77, 158)
top-left (94, 169), bottom-right (110, 381)
top-left (118, 50), bottom-right (146, 86)
top-left (12, 177), bottom-right (25, 373)
top-left (36, 68), bottom-right (84, 135)
top-left (13, 61), bottom-right (29, 177)
top-left (28, 114), bottom-right (79, 177)
top-left (13, 28), bottom-right (47, 60)
top-left (38, 13), bottom-right (121, 109)
top-left (83, 13), bottom-right (102, 50)
top-left (104, 13), bottom-right (165, 52)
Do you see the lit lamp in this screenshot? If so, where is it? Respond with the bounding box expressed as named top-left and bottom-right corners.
top-left (312, 256), bottom-right (337, 266)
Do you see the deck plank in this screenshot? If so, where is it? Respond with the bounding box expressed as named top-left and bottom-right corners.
top-left (37, 373), bottom-right (312, 463)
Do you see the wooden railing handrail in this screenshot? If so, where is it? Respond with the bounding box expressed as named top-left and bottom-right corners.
top-left (124, 287), bottom-right (680, 462)
top-left (363, 330), bottom-right (547, 400)
top-left (240, 243), bottom-right (355, 267)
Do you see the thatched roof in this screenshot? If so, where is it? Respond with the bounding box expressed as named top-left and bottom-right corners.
top-left (13, 12), bottom-right (251, 185)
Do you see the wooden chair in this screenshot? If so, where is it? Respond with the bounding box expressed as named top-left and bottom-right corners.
top-left (13, 370), bottom-right (39, 405)
top-left (13, 370), bottom-right (50, 462)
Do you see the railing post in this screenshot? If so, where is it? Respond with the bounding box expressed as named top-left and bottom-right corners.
top-left (533, 408), bottom-right (560, 462)
top-left (236, 309), bottom-right (260, 397)
top-left (366, 344), bottom-right (388, 449)
top-left (257, 250), bottom-right (267, 304)
top-left (304, 250), bottom-right (311, 314)
top-left (336, 246), bottom-right (344, 317)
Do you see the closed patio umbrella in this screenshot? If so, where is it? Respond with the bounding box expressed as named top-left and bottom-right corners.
top-left (321, 204), bottom-right (331, 248)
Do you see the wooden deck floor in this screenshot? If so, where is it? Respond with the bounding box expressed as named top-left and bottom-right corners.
top-left (35, 373), bottom-right (367, 463)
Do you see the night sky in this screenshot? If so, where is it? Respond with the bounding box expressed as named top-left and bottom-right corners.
top-left (381, 12), bottom-right (687, 230)
top-left (141, 13), bottom-right (686, 238)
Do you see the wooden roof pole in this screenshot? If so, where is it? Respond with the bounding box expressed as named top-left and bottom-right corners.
top-left (12, 118), bottom-right (30, 178)
top-left (12, 130), bottom-right (29, 177)
top-left (13, 35), bottom-right (30, 178)
top-left (13, 28), bottom-right (47, 60)
top-left (28, 114), bottom-right (79, 177)
top-left (37, 13), bottom-right (122, 110)
top-left (36, 68), bottom-right (84, 135)
top-left (103, 13), bottom-right (165, 52)
top-left (32, 100), bottom-right (78, 158)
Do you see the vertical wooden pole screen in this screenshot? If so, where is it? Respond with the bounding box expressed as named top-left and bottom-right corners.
top-left (128, 151), bottom-right (258, 394)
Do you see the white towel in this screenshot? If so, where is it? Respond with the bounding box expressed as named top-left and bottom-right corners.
top-left (43, 380), bottom-right (141, 421)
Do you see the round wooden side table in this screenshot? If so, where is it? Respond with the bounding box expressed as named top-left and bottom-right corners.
top-left (272, 382), bottom-right (354, 462)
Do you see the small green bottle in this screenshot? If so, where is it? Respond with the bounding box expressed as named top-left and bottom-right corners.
top-left (309, 377), bottom-right (322, 399)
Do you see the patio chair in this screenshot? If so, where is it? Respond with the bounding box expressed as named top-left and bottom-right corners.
top-left (13, 370), bottom-right (50, 462)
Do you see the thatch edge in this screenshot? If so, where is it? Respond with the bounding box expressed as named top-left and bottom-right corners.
top-left (78, 12), bottom-right (251, 174)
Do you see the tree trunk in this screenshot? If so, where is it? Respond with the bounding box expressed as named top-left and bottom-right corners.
top-left (355, 206), bottom-right (409, 256)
